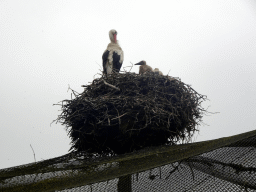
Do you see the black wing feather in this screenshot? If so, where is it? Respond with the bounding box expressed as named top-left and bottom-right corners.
top-left (112, 51), bottom-right (122, 72)
top-left (102, 50), bottom-right (110, 74)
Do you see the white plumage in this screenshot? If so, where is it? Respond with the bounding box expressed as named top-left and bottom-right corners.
top-left (102, 29), bottom-right (124, 75)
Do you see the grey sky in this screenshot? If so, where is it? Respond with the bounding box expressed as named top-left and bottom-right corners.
top-left (1, 0), bottom-right (256, 169)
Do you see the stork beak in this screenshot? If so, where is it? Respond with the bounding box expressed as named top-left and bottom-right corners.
top-left (134, 61), bottom-right (144, 65)
top-left (114, 33), bottom-right (117, 43)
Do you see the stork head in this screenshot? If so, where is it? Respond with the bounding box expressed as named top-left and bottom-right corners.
top-left (134, 60), bottom-right (146, 66)
top-left (109, 29), bottom-right (118, 43)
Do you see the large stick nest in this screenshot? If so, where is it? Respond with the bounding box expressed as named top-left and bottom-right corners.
top-left (55, 72), bottom-right (207, 155)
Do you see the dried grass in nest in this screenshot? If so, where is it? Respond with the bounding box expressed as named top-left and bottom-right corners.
top-left (55, 72), bottom-right (207, 155)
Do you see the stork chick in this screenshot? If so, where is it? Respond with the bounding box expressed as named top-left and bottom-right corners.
top-left (153, 68), bottom-right (163, 76)
top-left (134, 60), bottom-right (153, 74)
top-left (102, 29), bottom-right (124, 75)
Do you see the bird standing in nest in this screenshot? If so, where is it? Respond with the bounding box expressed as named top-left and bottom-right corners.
top-left (135, 60), bottom-right (153, 74)
top-left (102, 29), bottom-right (124, 75)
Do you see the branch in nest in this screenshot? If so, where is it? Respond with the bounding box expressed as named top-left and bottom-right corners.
top-left (103, 80), bottom-right (120, 91)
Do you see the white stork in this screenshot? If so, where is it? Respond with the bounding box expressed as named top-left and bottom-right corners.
top-left (153, 68), bottom-right (163, 75)
top-left (102, 29), bottom-right (124, 75)
top-left (134, 60), bottom-right (153, 74)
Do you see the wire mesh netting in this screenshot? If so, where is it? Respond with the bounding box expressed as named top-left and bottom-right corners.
top-left (1, 129), bottom-right (256, 192)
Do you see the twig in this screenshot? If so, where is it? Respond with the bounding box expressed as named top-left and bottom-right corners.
top-left (30, 144), bottom-right (36, 162)
top-left (111, 112), bottom-right (128, 121)
top-left (123, 62), bottom-right (134, 73)
top-left (95, 61), bottom-right (101, 69)
top-left (103, 80), bottom-right (120, 91)
top-left (129, 62), bottom-right (134, 72)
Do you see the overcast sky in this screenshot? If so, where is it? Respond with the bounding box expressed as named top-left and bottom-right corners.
top-left (1, 0), bottom-right (256, 169)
